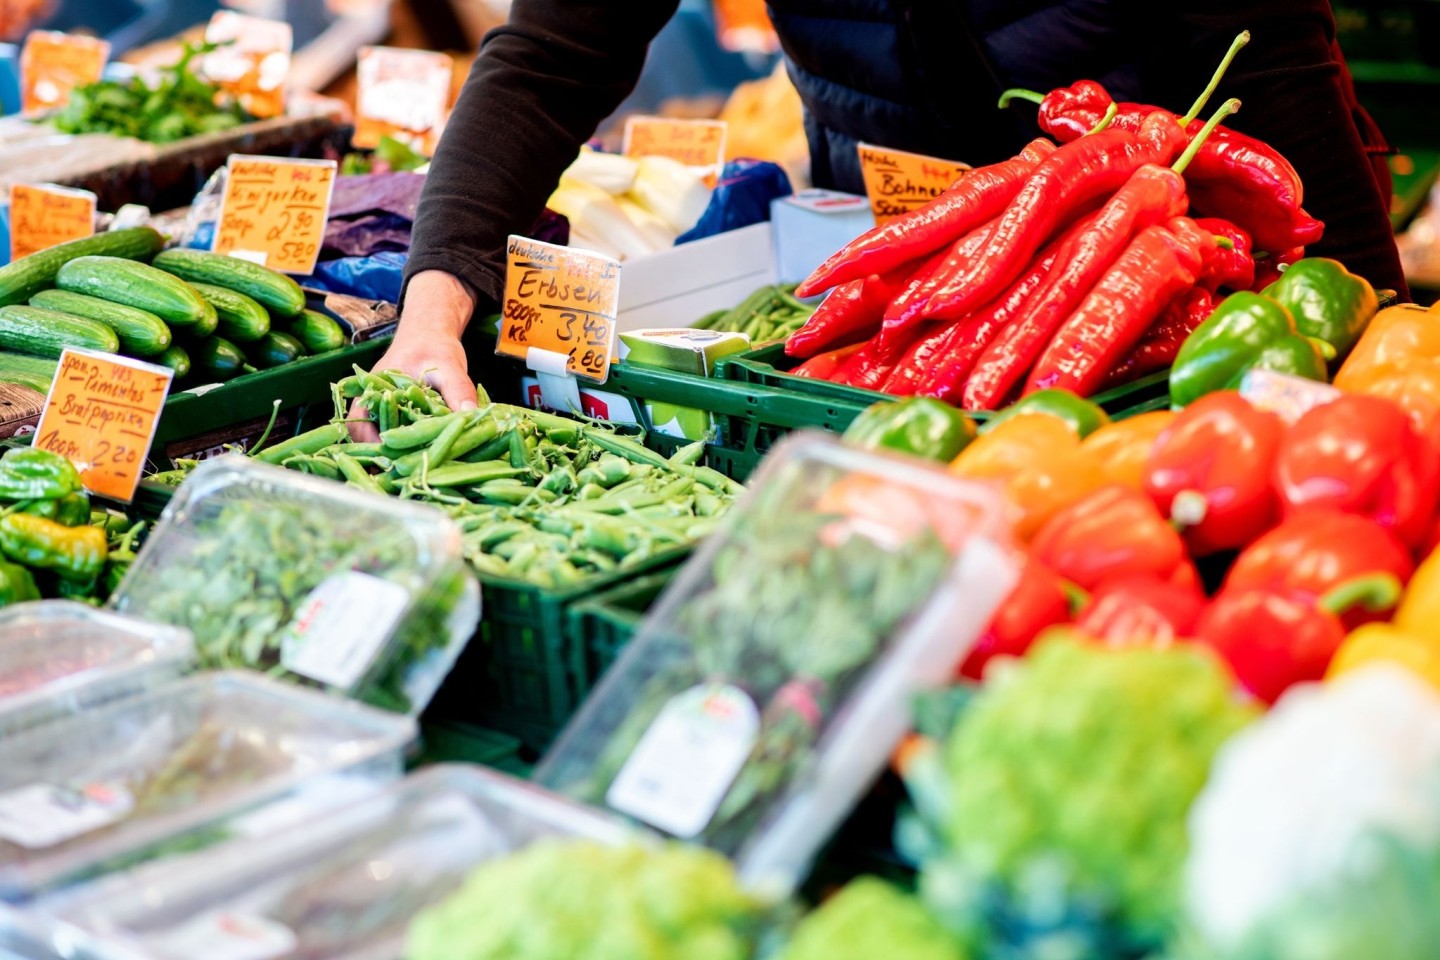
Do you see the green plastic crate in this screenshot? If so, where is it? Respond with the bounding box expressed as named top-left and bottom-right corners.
top-left (566, 567), bottom-right (679, 682)
top-left (411, 719), bottom-right (531, 776)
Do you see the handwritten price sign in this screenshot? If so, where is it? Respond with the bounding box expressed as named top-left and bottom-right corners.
top-left (20, 32), bottom-right (109, 115)
top-left (857, 143), bottom-right (971, 224)
top-left (213, 155), bottom-right (336, 275)
top-left (9, 184), bottom-right (96, 261)
top-left (203, 11), bottom-right (293, 119)
top-left (355, 46), bottom-right (453, 155)
top-left (34, 350), bottom-right (173, 503)
top-left (623, 117), bottom-right (727, 186)
top-left (496, 236), bottom-right (620, 382)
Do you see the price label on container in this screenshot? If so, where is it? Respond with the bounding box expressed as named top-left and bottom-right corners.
top-left (857, 143), bottom-right (970, 224)
top-left (623, 116), bottom-right (728, 187)
top-left (213, 155), bottom-right (336, 275)
top-left (19, 31), bottom-right (109, 115)
top-left (496, 235), bottom-right (620, 383)
top-left (203, 11), bottom-right (293, 119)
top-left (8, 183), bottom-right (96, 261)
top-left (354, 46), bottom-right (453, 155)
top-left (33, 349), bottom-right (173, 503)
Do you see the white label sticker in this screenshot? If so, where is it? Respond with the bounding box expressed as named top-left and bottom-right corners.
top-left (227, 249), bottom-right (270, 267)
top-left (280, 571), bottom-right (411, 690)
top-left (0, 782), bottom-right (133, 849)
top-left (151, 911), bottom-right (296, 960)
top-left (606, 684), bottom-right (759, 838)
top-left (1239, 369), bottom-right (1340, 424)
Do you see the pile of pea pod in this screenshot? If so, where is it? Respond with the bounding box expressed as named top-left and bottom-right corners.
top-left (691, 283), bottom-right (816, 343)
top-left (243, 368), bottom-right (745, 588)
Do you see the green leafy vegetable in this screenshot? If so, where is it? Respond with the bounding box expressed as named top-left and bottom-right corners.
top-left (778, 877), bottom-right (967, 960)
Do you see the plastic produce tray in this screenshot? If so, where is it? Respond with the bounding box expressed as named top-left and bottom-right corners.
top-left (0, 671), bottom-right (415, 902)
top-left (0, 602), bottom-right (193, 739)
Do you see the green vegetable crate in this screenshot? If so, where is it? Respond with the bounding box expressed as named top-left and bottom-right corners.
top-left (715, 342), bottom-right (1174, 422)
top-left (565, 567), bottom-right (679, 681)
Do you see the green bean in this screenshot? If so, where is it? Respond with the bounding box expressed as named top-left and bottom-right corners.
top-left (693, 309), bottom-right (728, 331)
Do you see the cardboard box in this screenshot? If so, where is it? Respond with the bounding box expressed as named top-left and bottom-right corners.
top-left (617, 222), bottom-right (775, 331)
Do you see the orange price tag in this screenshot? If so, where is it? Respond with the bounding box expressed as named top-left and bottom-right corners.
top-left (33, 350), bottom-right (173, 503)
top-left (9, 184), bottom-right (96, 262)
top-left (495, 236), bottom-right (620, 383)
top-left (213, 155), bottom-right (336, 275)
top-left (355, 46), bottom-right (453, 156)
top-left (623, 117), bottom-right (727, 187)
top-left (203, 11), bottom-right (293, 119)
top-left (19, 31), bottom-right (109, 115)
top-left (857, 143), bottom-right (971, 224)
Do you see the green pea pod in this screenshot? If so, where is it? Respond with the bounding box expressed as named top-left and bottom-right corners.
top-left (0, 448), bottom-right (81, 501)
top-left (980, 389), bottom-right (1112, 439)
top-left (843, 397), bottom-right (977, 463)
top-left (1260, 257), bottom-right (1378, 361)
top-left (0, 513), bottom-right (106, 581)
top-left (1169, 291), bottom-right (1329, 408)
top-left (0, 561), bottom-right (39, 606)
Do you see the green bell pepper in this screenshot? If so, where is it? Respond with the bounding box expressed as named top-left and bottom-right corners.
top-left (1170, 291), bottom-right (1330, 408)
top-left (0, 513), bottom-right (106, 582)
top-left (843, 397), bottom-right (977, 463)
top-left (0, 448), bottom-right (80, 502)
top-left (1261, 257), bottom-right (1378, 360)
top-left (980, 388), bottom-right (1112, 439)
top-left (0, 562), bottom-right (39, 607)
top-left (21, 492), bottom-right (92, 527)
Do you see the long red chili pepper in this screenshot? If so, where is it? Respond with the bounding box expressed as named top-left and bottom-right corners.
top-left (1025, 214), bottom-right (1212, 397)
top-left (881, 221), bottom-right (997, 327)
top-left (1101, 287), bottom-right (1214, 389)
top-left (912, 237), bottom-right (1064, 405)
top-left (900, 111), bottom-right (1189, 333)
top-left (785, 269), bottom-right (908, 359)
top-left (791, 342), bottom-right (864, 379)
top-left (880, 317), bottom-right (968, 395)
top-left (795, 138), bottom-right (1056, 297)
top-left (869, 245), bottom-right (970, 362)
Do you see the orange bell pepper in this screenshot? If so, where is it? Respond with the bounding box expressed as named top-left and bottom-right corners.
top-left (1335, 302), bottom-right (1440, 435)
top-left (949, 412), bottom-right (1106, 540)
top-left (1078, 410), bottom-right (1176, 488)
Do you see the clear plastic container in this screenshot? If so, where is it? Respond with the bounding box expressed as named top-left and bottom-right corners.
top-left (111, 456), bottom-right (481, 717)
top-left (0, 603), bottom-right (193, 739)
top-left (0, 671), bottom-right (416, 903)
top-left (535, 431), bottom-right (1020, 896)
top-left (39, 764), bottom-right (640, 960)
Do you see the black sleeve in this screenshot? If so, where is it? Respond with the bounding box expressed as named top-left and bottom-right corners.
top-left (1176, 1), bottom-right (1409, 298)
top-left (402, 0), bottom-right (682, 310)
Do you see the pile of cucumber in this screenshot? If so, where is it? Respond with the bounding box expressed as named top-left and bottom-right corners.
top-left (0, 227), bottom-right (349, 392)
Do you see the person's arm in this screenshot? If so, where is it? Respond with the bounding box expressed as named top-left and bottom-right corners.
top-left (1176, 1), bottom-right (1408, 297)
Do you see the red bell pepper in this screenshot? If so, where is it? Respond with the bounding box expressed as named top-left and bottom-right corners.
top-left (1194, 217), bottom-right (1255, 292)
top-left (1143, 391), bottom-right (1284, 556)
top-left (1273, 393), bottom-right (1440, 552)
top-left (1250, 247), bottom-right (1303, 292)
top-left (958, 556), bottom-right (1072, 680)
top-left (1223, 509), bottom-right (1414, 629)
top-left (1074, 573), bottom-right (1206, 648)
top-left (1030, 484), bottom-right (1199, 592)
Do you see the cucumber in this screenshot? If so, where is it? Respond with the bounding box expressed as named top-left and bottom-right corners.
top-left (288, 309), bottom-right (346, 354)
top-left (188, 282), bottom-right (269, 343)
top-left (248, 331), bottom-right (305, 369)
top-left (0, 369), bottom-right (54, 393)
top-left (0, 306), bottom-right (119, 358)
top-left (151, 249), bottom-right (306, 318)
top-left (0, 352), bottom-right (58, 394)
top-left (29, 289), bottom-right (172, 357)
top-left (156, 344), bottom-right (191, 380)
top-left (190, 298), bottom-right (219, 338)
top-left (0, 227), bottom-right (164, 308)
top-left (55, 256), bottom-right (208, 328)
top-left (191, 335), bottom-right (247, 382)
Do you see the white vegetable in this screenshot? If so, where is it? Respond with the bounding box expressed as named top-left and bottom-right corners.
top-left (626, 155), bottom-right (712, 234)
top-left (561, 146), bottom-right (638, 195)
top-left (548, 179), bottom-right (658, 261)
top-left (616, 197), bottom-right (679, 251)
top-left (1184, 666), bottom-right (1440, 951)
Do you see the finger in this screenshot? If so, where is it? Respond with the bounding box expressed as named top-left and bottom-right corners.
top-left (347, 398), bottom-right (381, 443)
top-left (424, 363), bottom-right (479, 413)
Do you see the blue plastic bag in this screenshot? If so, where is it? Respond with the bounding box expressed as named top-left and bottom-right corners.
top-left (307, 252), bottom-right (408, 304)
top-left (677, 159), bottom-right (792, 244)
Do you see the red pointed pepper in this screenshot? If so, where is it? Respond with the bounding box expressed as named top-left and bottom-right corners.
top-left (1194, 217), bottom-right (1255, 292)
top-left (1030, 484), bottom-right (1199, 592)
top-left (785, 271), bottom-right (902, 360)
top-left (1074, 573), bottom-right (1207, 648)
top-left (880, 220), bottom-right (999, 334)
top-left (900, 111), bottom-right (1190, 332)
top-left (958, 556), bottom-right (1072, 680)
top-left (1024, 214), bottom-right (1211, 398)
top-left (881, 317), bottom-right (969, 396)
top-left (1273, 393), bottom-right (1440, 551)
top-left (1143, 391), bottom-right (1284, 556)
top-left (1102, 287), bottom-right (1214, 389)
top-left (796, 138), bottom-right (1056, 297)
top-left (791, 342), bottom-right (864, 379)
top-left (1250, 247), bottom-right (1303, 292)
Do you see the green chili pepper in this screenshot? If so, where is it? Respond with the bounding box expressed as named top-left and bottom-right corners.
top-left (0, 561), bottom-right (39, 606)
top-left (48, 492), bottom-right (92, 527)
top-left (1260, 257), bottom-right (1378, 361)
top-left (0, 513), bottom-right (106, 581)
top-left (980, 389), bottom-right (1112, 440)
top-left (1170, 291), bottom-right (1330, 408)
top-left (845, 396), bottom-right (979, 462)
top-left (0, 448), bottom-right (81, 501)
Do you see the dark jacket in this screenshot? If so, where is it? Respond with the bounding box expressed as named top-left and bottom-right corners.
top-left (407, 0), bottom-right (1408, 309)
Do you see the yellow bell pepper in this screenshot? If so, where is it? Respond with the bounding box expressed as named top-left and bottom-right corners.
top-left (1334, 302), bottom-right (1440, 436)
top-left (949, 412), bottom-right (1106, 541)
top-left (1328, 543), bottom-right (1440, 689)
top-left (1078, 410), bottom-right (1176, 489)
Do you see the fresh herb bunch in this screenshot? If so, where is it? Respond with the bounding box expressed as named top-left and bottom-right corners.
top-left (53, 41), bottom-right (251, 144)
